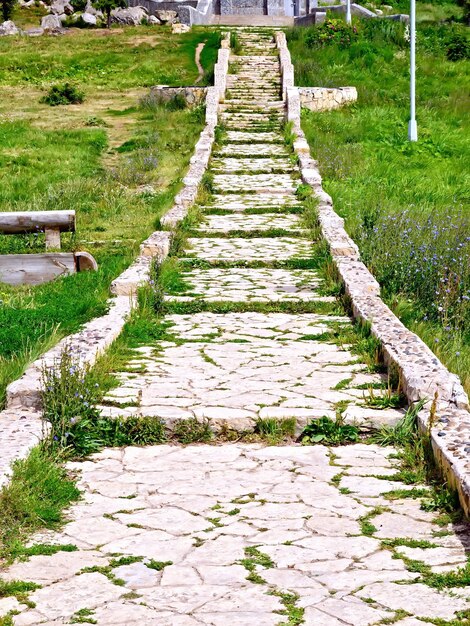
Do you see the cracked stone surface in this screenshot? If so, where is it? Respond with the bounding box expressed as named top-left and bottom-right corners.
top-left (3, 444), bottom-right (469, 625)
top-left (166, 268), bottom-right (331, 302)
top-left (198, 213), bottom-right (302, 232)
top-left (185, 237), bottom-right (313, 262)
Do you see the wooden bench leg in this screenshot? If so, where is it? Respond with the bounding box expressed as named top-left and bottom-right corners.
top-left (45, 228), bottom-right (61, 250)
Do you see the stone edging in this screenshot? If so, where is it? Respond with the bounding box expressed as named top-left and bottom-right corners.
top-left (0, 33), bottom-right (231, 485)
top-left (299, 86), bottom-right (357, 112)
top-left (275, 31), bottom-right (470, 517)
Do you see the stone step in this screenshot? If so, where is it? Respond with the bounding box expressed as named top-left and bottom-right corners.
top-left (99, 311), bottom-right (373, 428)
top-left (165, 268), bottom-right (331, 303)
top-left (214, 142), bottom-right (290, 157)
top-left (203, 192), bottom-right (301, 212)
top-left (213, 173), bottom-right (297, 193)
top-left (211, 157), bottom-right (295, 174)
top-left (224, 131), bottom-right (284, 142)
top-left (198, 213), bottom-right (302, 233)
top-left (184, 237), bottom-right (313, 263)
top-left (220, 103), bottom-right (284, 112)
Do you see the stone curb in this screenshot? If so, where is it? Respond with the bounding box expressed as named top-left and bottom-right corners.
top-left (0, 34), bottom-right (231, 484)
top-left (275, 31), bottom-right (470, 516)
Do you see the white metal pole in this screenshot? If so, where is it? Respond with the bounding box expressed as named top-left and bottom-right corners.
top-left (346, 0), bottom-right (352, 24)
top-left (408, 0), bottom-right (418, 141)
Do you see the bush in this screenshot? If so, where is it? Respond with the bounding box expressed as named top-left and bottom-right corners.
top-left (41, 83), bottom-right (85, 107)
top-left (305, 19), bottom-right (359, 49)
top-left (446, 31), bottom-right (470, 60)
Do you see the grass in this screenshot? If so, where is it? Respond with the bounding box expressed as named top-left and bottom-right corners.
top-left (287, 14), bottom-right (470, 391)
top-left (0, 26), bottom-right (220, 406)
top-left (0, 26), bottom-right (221, 89)
top-left (0, 446), bottom-right (80, 565)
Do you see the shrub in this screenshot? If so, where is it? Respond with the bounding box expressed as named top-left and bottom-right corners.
top-left (305, 19), bottom-right (359, 49)
top-left (446, 31), bottom-right (470, 60)
top-left (41, 83), bottom-right (85, 106)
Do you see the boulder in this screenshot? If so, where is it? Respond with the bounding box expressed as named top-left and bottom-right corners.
top-left (82, 11), bottom-right (97, 24)
top-left (41, 13), bottom-right (63, 30)
top-left (51, 0), bottom-right (73, 14)
top-left (148, 15), bottom-right (161, 24)
top-left (111, 6), bottom-right (148, 24)
top-left (155, 9), bottom-right (178, 24)
top-left (0, 20), bottom-right (21, 35)
top-left (172, 22), bottom-right (189, 33)
top-left (19, 0), bottom-right (36, 7)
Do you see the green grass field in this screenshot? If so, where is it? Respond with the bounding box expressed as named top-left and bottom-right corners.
top-left (0, 26), bottom-right (220, 405)
top-left (288, 9), bottom-right (470, 390)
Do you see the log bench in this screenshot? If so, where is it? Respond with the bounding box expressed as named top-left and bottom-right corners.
top-left (0, 210), bottom-right (98, 286)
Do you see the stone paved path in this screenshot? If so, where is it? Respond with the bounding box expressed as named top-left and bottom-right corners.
top-left (3, 444), bottom-right (469, 624)
top-left (2, 30), bottom-right (469, 626)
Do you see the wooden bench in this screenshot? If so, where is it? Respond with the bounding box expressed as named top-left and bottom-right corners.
top-left (0, 210), bottom-right (98, 286)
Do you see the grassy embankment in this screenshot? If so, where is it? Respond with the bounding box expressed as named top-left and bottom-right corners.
top-left (0, 26), bottom-right (221, 406)
top-left (287, 7), bottom-right (470, 391)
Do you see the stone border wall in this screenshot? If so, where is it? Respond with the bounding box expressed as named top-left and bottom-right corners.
top-left (275, 31), bottom-right (470, 517)
top-left (148, 86), bottom-right (208, 107)
top-left (299, 86), bottom-right (357, 112)
top-left (0, 32), bottom-right (231, 487)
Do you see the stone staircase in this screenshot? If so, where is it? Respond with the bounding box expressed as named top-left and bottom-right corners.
top-left (5, 31), bottom-right (469, 626)
top-left (99, 30), bottom-right (405, 434)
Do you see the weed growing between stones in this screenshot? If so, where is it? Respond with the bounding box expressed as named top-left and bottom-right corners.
top-left (172, 418), bottom-right (213, 444)
top-left (301, 416), bottom-right (359, 445)
top-left (70, 608), bottom-right (97, 624)
top-left (145, 559), bottom-right (173, 571)
top-left (255, 418), bottom-right (296, 444)
top-left (271, 590), bottom-right (305, 625)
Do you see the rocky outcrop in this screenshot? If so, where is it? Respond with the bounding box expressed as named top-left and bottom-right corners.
top-left (111, 5), bottom-right (149, 24)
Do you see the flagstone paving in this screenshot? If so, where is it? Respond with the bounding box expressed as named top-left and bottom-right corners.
top-left (2, 29), bottom-right (469, 626)
top-left (165, 268), bottom-right (327, 301)
top-left (2, 444), bottom-right (469, 625)
top-left (198, 213), bottom-right (302, 232)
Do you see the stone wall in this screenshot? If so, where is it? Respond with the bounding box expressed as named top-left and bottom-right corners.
top-left (220, 0), bottom-right (265, 14)
top-left (219, 0), bottom-right (283, 14)
top-left (299, 86), bottom-right (357, 111)
top-left (148, 86), bottom-right (208, 106)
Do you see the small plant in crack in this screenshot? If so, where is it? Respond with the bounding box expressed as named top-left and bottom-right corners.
top-left (239, 546), bottom-right (274, 584)
top-left (173, 417), bottom-right (213, 444)
top-left (71, 608), bottom-right (97, 624)
top-left (271, 590), bottom-right (305, 625)
top-left (145, 560), bottom-right (173, 571)
top-left (301, 416), bottom-right (359, 446)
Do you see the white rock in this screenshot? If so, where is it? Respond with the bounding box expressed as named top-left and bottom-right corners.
top-left (111, 5), bottom-right (148, 25)
top-left (0, 20), bottom-right (21, 35)
top-left (81, 11), bottom-right (97, 25)
top-left (41, 14), bottom-right (63, 30)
